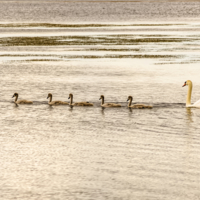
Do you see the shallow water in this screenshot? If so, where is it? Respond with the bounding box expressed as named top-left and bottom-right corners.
top-left (1, 1), bottom-right (200, 200)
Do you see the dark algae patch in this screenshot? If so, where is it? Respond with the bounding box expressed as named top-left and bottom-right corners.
top-left (21, 59), bottom-right (61, 62)
top-left (68, 55), bottom-right (178, 59)
top-left (0, 23), bottom-right (186, 28)
top-left (84, 48), bottom-right (141, 51)
top-left (0, 54), bottom-right (179, 60)
top-left (0, 36), bottom-right (194, 46)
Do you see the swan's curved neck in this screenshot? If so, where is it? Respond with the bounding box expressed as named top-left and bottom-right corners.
top-left (15, 95), bottom-right (18, 102)
top-left (186, 83), bottom-right (192, 106)
top-left (70, 95), bottom-right (73, 104)
top-left (128, 98), bottom-right (132, 107)
top-left (101, 97), bottom-right (104, 105)
top-left (49, 95), bottom-right (52, 102)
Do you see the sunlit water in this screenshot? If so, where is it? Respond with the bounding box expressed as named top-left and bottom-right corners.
top-left (1, 1), bottom-right (200, 200)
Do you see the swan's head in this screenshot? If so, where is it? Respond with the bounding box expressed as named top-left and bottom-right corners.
top-left (182, 80), bottom-right (192, 87)
top-left (12, 93), bottom-right (18, 98)
top-left (99, 95), bottom-right (104, 100)
top-left (127, 96), bottom-right (133, 101)
top-left (47, 93), bottom-right (52, 99)
top-left (68, 93), bottom-right (73, 99)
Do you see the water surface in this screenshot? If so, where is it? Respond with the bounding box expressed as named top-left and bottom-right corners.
top-left (1, 1), bottom-right (200, 200)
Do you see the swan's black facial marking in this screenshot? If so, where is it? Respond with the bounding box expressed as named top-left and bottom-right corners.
top-left (99, 98), bottom-right (101, 100)
top-left (182, 81), bottom-right (187, 87)
top-left (68, 97), bottom-right (70, 99)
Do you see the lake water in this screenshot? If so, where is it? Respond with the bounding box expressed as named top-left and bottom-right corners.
top-left (1, 1), bottom-right (200, 200)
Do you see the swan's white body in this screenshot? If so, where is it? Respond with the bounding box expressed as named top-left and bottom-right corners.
top-left (183, 80), bottom-right (200, 108)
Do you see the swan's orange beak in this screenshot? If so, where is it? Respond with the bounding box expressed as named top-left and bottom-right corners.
top-left (182, 83), bottom-right (186, 87)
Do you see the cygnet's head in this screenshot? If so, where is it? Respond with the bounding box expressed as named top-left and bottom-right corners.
top-left (12, 93), bottom-right (18, 98)
top-left (127, 96), bottom-right (133, 101)
top-left (182, 80), bottom-right (192, 87)
top-left (47, 93), bottom-right (52, 99)
top-left (99, 95), bottom-right (104, 100)
top-left (68, 93), bottom-right (73, 99)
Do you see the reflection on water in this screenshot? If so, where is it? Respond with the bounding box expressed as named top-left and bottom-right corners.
top-left (186, 108), bottom-right (193, 123)
top-left (101, 107), bottom-right (105, 116)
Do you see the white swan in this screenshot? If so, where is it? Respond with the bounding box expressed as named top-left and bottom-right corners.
top-left (12, 93), bottom-right (33, 104)
top-left (182, 80), bottom-right (200, 107)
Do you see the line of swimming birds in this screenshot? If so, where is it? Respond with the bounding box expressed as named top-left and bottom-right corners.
top-left (12, 93), bottom-right (152, 109)
top-left (11, 80), bottom-right (200, 108)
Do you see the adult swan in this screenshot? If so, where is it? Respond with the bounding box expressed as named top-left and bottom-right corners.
top-left (182, 80), bottom-right (200, 107)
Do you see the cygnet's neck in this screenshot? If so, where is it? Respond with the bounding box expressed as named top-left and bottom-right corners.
top-left (49, 95), bottom-right (52, 102)
top-left (186, 82), bottom-right (192, 106)
top-left (128, 98), bottom-right (132, 107)
top-left (15, 95), bottom-right (18, 102)
top-left (101, 97), bottom-right (104, 105)
top-left (70, 95), bottom-right (73, 104)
